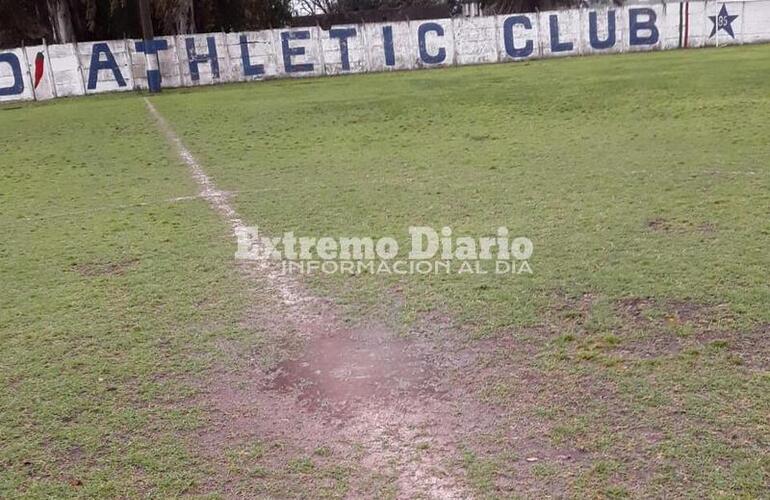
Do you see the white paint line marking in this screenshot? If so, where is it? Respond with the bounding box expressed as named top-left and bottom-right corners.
top-left (144, 97), bottom-right (308, 307)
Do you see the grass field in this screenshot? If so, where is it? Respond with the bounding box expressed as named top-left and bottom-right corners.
top-left (1, 45), bottom-right (769, 497)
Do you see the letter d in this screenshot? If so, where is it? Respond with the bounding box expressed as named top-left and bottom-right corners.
top-left (409, 226), bottom-right (438, 259)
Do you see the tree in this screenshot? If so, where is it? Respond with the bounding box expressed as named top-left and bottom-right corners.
top-left (0, 0), bottom-right (51, 46)
top-left (1, 0), bottom-right (293, 48)
top-left (153, 0), bottom-right (195, 34)
top-left (195, 0), bottom-right (292, 32)
top-left (46, 0), bottom-right (77, 42)
top-left (295, 0), bottom-right (441, 16)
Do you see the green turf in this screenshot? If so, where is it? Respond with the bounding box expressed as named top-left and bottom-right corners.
top-left (2, 45), bottom-right (769, 497)
top-left (149, 45), bottom-right (770, 331)
top-left (0, 95), bottom-right (252, 496)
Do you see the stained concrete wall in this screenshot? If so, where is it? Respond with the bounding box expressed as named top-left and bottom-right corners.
top-left (1, 1), bottom-right (767, 103)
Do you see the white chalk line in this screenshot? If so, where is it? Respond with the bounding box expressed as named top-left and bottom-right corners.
top-left (143, 97), bottom-right (311, 307)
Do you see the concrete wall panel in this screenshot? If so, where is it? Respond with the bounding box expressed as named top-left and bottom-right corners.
top-left (454, 16), bottom-right (499, 65)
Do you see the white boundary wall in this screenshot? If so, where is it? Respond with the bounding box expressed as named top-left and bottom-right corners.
top-left (1, 0), bottom-right (768, 103)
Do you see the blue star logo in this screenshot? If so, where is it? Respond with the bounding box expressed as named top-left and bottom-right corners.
top-left (710, 4), bottom-right (739, 38)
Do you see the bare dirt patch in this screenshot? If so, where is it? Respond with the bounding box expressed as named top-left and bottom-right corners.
top-left (645, 218), bottom-right (718, 235)
top-left (646, 217), bottom-right (672, 232)
top-left (615, 297), bottom-right (736, 334)
top-left (71, 258), bottom-right (138, 277)
top-left (613, 297), bottom-right (769, 367)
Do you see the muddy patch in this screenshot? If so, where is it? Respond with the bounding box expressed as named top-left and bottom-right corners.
top-left (194, 285), bottom-right (604, 498)
top-left (268, 325), bottom-right (442, 415)
top-left (192, 261), bottom-right (491, 497)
